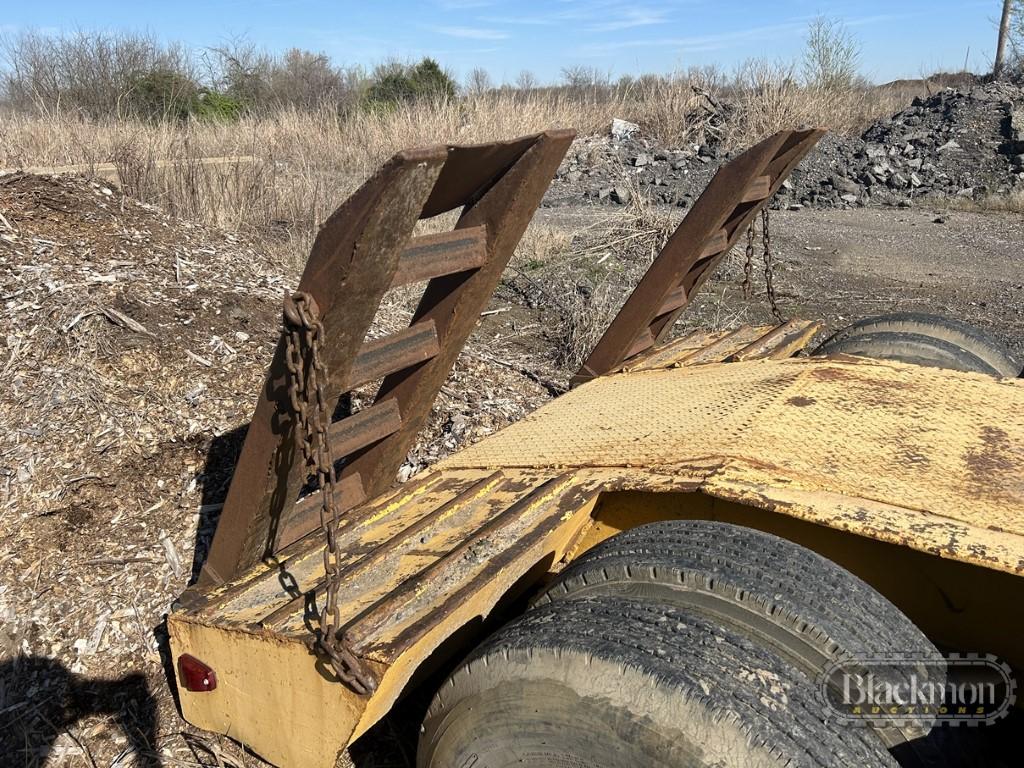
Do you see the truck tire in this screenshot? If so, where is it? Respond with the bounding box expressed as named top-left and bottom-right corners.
top-left (419, 596), bottom-right (898, 768)
top-left (534, 521), bottom-right (942, 754)
top-left (813, 313), bottom-right (1020, 377)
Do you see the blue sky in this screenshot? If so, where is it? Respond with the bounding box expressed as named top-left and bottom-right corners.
top-left (0, 0), bottom-right (1006, 84)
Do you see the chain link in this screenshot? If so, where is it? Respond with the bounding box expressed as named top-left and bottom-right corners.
top-left (282, 291), bottom-right (377, 696)
top-left (742, 222), bottom-right (755, 300)
top-left (761, 207), bottom-right (785, 323)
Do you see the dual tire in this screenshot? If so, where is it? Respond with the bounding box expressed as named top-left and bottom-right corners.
top-left (813, 313), bottom-right (1020, 377)
top-left (419, 521), bottom-right (943, 768)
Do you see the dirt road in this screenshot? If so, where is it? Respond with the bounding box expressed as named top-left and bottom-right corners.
top-left (530, 204), bottom-right (1024, 366)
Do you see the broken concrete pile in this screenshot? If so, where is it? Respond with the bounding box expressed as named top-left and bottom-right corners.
top-left (779, 82), bottom-right (1024, 209)
top-left (549, 82), bottom-right (1024, 210)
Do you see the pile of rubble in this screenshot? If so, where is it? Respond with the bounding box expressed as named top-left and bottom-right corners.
top-left (549, 82), bottom-right (1024, 211)
top-left (780, 82), bottom-right (1024, 209)
top-left (547, 118), bottom-right (720, 209)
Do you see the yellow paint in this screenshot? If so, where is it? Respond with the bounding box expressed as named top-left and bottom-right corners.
top-left (173, 329), bottom-right (1024, 767)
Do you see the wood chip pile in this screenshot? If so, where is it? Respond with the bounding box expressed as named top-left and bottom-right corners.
top-left (0, 173), bottom-right (552, 766)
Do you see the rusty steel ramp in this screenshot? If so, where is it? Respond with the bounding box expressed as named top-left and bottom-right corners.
top-left (572, 128), bottom-right (825, 386)
top-left (194, 129), bottom-right (575, 589)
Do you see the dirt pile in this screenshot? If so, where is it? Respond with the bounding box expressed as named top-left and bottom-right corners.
top-left (548, 82), bottom-right (1024, 211)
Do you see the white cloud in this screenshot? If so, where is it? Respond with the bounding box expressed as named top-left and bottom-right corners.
top-left (433, 25), bottom-right (510, 40)
top-left (587, 8), bottom-right (669, 32)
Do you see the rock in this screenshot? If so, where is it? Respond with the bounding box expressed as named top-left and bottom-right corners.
top-left (1012, 154), bottom-right (1024, 168)
top-left (597, 187), bottom-right (612, 200)
top-left (936, 140), bottom-right (961, 152)
top-left (788, 203), bottom-right (804, 211)
top-left (610, 118), bottom-right (639, 140)
top-left (909, 173), bottom-right (923, 188)
top-left (907, 158), bottom-right (923, 170)
top-left (831, 176), bottom-right (860, 195)
top-left (632, 153), bottom-right (651, 167)
top-left (611, 186), bottom-right (632, 205)
top-left (865, 144), bottom-right (887, 159)
top-left (567, 170), bottom-right (583, 183)
top-left (840, 193), bottom-right (859, 204)
top-left (1010, 109), bottom-right (1024, 147)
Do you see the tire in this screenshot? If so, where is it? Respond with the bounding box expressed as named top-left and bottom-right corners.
top-left (813, 313), bottom-right (1020, 377)
top-left (534, 521), bottom-right (942, 756)
top-left (419, 596), bottom-right (898, 768)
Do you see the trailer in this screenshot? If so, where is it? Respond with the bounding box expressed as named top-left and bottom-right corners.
top-left (168, 128), bottom-right (1023, 767)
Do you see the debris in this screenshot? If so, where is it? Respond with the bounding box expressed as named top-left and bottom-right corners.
top-left (610, 118), bottom-right (639, 141)
top-left (101, 307), bottom-right (156, 338)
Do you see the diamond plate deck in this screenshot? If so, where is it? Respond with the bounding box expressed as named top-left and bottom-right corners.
top-left (439, 356), bottom-right (1024, 572)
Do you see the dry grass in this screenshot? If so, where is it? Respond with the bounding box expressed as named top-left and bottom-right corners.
top-left (944, 189), bottom-right (1024, 214)
top-left (0, 73), bottom-right (910, 266)
top-left (720, 60), bottom-right (909, 149)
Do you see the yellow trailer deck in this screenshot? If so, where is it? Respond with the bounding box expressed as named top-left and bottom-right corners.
top-left (168, 129), bottom-right (1024, 768)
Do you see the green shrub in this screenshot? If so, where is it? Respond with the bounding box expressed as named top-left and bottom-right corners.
top-left (129, 69), bottom-right (200, 119)
top-left (365, 57), bottom-right (457, 108)
top-left (193, 90), bottom-right (244, 121)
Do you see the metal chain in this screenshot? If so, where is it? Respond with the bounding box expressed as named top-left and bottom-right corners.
top-left (761, 207), bottom-right (785, 322)
top-left (742, 222), bottom-right (755, 299)
top-left (282, 291), bottom-right (377, 696)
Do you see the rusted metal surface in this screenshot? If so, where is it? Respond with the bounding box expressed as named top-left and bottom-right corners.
top-left (727, 319), bottom-right (824, 362)
top-left (327, 400), bottom-right (402, 457)
top-left (572, 128), bottom-right (824, 387)
top-left (344, 321), bottom-right (440, 390)
top-left (259, 471), bottom-right (506, 628)
top-left (391, 226), bottom-right (487, 288)
top-left (196, 131), bottom-right (573, 588)
top-left (275, 474), bottom-right (367, 551)
top-left (199, 148), bottom-right (448, 587)
top-left (340, 129), bottom-right (575, 502)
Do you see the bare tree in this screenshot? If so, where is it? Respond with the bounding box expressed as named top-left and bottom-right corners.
top-left (801, 17), bottom-right (863, 90)
top-left (465, 67), bottom-right (492, 96)
top-left (515, 69), bottom-right (537, 91)
top-left (0, 29), bottom-right (196, 116)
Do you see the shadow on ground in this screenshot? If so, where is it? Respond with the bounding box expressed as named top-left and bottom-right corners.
top-left (1, 656), bottom-right (160, 767)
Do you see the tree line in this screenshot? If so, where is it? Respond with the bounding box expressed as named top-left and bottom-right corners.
top-left (0, 30), bottom-right (461, 120)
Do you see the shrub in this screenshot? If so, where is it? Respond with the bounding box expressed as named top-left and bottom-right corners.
top-left (365, 58), bottom-right (457, 108)
top-left (802, 17), bottom-right (863, 90)
top-left (129, 68), bottom-right (200, 119)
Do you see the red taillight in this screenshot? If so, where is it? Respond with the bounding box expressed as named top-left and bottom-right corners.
top-left (178, 654), bottom-right (217, 692)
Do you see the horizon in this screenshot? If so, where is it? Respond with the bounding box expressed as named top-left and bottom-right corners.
top-left (0, 0), bottom-right (1008, 87)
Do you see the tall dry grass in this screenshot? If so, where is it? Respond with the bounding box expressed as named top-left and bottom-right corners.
top-left (1, 73), bottom-right (907, 263)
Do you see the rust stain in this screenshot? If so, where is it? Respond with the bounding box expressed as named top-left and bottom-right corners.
top-left (786, 395), bottom-right (816, 407)
top-left (965, 426), bottom-right (1015, 480)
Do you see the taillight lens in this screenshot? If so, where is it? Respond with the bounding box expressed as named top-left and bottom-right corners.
top-left (178, 654), bottom-right (217, 692)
